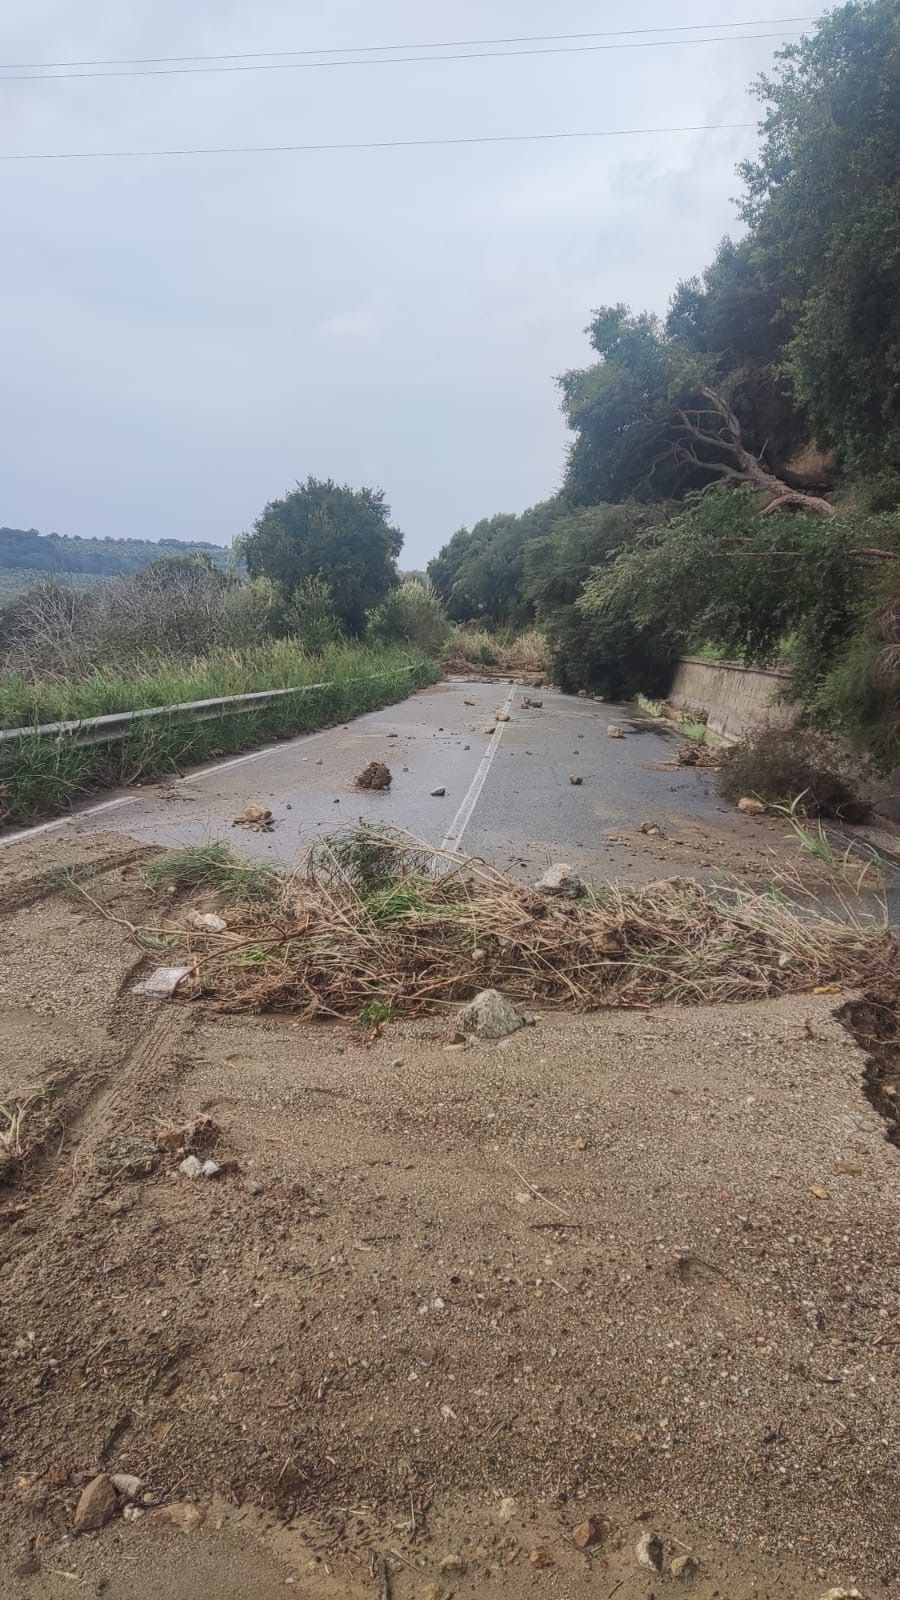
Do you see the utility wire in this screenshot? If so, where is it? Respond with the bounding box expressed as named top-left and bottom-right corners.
top-left (0, 17), bottom-right (816, 72)
top-left (0, 122), bottom-right (757, 164)
top-left (0, 31), bottom-right (807, 84)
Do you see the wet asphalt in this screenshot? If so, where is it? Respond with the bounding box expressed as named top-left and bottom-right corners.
top-left (51, 678), bottom-right (739, 884)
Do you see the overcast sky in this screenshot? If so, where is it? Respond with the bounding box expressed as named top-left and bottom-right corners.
top-left (0, 3), bottom-right (820, 567)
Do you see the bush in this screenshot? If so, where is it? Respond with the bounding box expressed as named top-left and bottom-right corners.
top-left (367, 581), bottom-right (449, 656)
top-left (717, 728), bottom-right (870, 821)
top-left (0, 559), bottom-right (279, 676)
top-left (280, 576), bottom-right (344, 653)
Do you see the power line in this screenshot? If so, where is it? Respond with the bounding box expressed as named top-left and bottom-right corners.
top-left (0, 31), bottom-right (808, 84)
top-left (0, 122), bottom-right (757, 164)
top-left (0, 17), bottom-right (816, 72)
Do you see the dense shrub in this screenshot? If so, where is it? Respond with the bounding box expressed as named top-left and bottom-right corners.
top-left (0, 559), bottom-right (279, 677)
top-left (367, 581), bottom-right (449, 656)
top-left (280, 575), bottom-right (344, 653)
top-left (717, 728), bottom-right (870, 820)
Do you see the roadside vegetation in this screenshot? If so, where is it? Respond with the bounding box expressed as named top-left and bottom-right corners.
top-left (0, 477), bottom-right (546, 828)
top-left (426, 2), bottom-right (899, 773)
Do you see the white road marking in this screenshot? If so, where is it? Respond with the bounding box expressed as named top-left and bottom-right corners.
top-left (0, 794), bottom-right (138, 849)
top-left (441, 681), bottom-right (518, 854)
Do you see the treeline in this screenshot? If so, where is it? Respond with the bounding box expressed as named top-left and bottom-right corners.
top-left (1, 477), bottom-right (453, 680)
top-left (428, 0), bottom-right (900, 763)
top-left (0, 526), bottom-right (230, 577)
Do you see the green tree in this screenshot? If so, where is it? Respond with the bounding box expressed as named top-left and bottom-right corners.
top-left (560, 306), bottom-right (833, 514)
top-left (738, 0), bottom-right (900, 473)
top-left (242, 477), bottom-right (402, 635)
top-left (428, 498), bottom-right (561, 626)
top-left (523, 502), bottom-right (670, 694)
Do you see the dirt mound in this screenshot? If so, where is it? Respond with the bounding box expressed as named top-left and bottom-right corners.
top-left (355, 761), bottom-right (392, 791)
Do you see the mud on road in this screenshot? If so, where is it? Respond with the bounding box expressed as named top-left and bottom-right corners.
top-left (0, 831), bottom-right (898, 1599)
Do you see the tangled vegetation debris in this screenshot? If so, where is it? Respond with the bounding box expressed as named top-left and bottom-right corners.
top-left (128, 826), bottom-right (895, 1021)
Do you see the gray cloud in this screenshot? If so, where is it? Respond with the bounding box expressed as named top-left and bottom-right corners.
top-left (0, 3), bottom-right (812, 565)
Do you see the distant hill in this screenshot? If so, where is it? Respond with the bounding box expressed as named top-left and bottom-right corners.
top-left (0, 527), bottom-right (231, 579)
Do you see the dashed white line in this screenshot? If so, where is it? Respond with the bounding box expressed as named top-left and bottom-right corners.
top-left (441, 680), bottom-right (517, 854)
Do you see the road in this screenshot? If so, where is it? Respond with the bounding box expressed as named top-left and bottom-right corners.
top-left (3, 677), bottom-right (791, 883)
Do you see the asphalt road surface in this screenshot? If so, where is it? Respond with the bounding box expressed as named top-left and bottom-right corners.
top-left (4, 678), bottom-right (771, 884)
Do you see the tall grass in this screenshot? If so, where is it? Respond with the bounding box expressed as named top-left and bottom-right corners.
top-left (443, 626), bottom-right (548, 673)
top-left (0, 645), bottom-right (436, 827)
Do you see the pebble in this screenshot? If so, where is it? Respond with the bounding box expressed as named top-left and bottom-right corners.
top-left (636, 1531), bottom-right (664, 1573)
top-left (146, 1501), bottom-right (205, 1532)
top-left (74, 1473), bottom-right (118, 1532)
top-left (572, 1517), bottom-right (603, 1549)
top-left (568, 775), bottom-right (583, 785)
top-left (179, 1156), bottom-right (203, 1180)
top-left (439, 1554), bottom-right (466, 1575)
top-left (246, 1180), bottom-right (264, 1196)
top-left (110, 1473), bottom-right (142, 1500)
top-left (201, 1159), bottom-right (221, 1179)
top-left (671, 1553), bottom-right (698, 1578)
top-left (607, 725), bottom-right (625, 740)
top-left (430, 787), bottom-right (446, 797)
top-left (529, 1548), bottom-right (555, 1568)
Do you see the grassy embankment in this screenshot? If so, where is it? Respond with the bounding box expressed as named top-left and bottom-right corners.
top-left (0, 642), bottom-right (436, 826)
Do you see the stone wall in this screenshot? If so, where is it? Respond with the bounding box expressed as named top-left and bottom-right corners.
top-left (668, 657), bottom-right (800, 742)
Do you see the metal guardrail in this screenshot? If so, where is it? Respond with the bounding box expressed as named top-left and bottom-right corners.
top-left (0, 665), bottom-right (420, 748)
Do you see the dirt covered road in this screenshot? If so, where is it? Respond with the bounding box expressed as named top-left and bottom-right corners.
top-left (0, 828), bottom-right (898, 1599)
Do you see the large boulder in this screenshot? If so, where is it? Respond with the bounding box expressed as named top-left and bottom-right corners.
top-left (458, 990), bottom-right (525, 1040)
top-left (534, 863), bottom-right (585, 898)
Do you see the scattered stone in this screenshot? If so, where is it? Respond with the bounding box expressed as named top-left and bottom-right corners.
top-left (522, 697), bottom-right (544, 709)
top-left (607, 725), bottom-right (625, 739)
top-left (572, 1518), bottom-right (603, 1549)
top-left (111, 1473), bottom-right (142, 1500)
top-left (201, 1159), bottom-right (221, 1179)
top-left (355, 761), bottom-right (392, 791)
top-left (245, 1179), bottom-right (264, 1196)
top-left (640, 820), bottom-right (664, 836)
top-left (498, 1496), bottom-right (517, 1523)
top-left (738, 796), bottom-right (766, 815)
top-left (819, 1590), bottom-right (863, 1599)
top-left (495, 711), bottom-right (511, 722)
top-left (534, 863), bottom-right (585, 898)
top-left (132, 967), bottom-right (193, 999)
top-left (483, 726), bottom-right (497, 735)
top-left (458, 989), bottom-right (525, 1040)
top-left (671, 1553), bottom-right (698, 1578)
top-left (95, 1134), bottom-right (160, 1181)
top-left (232, 803), bottom-right (274, 832)
top-left (464, 697), bottom-right (475, 705)
top-left (74, 1473), bottom-right (118, 1532)
top-left (123, 1504), bottom-right (145, 1521)
top-left (179, 1156), bottom-right (203, 1180)
top-left (146, 1501), bottom-right (205, 1532)
top-left (186, 910), bottom-right (227, 934)
top-left (529, 1549), bottom-right (555, 1569)
top-left (430, 787), bottom-right (446, 797)
top-left (439, 1554), bottom-right (466, 1576)
top-left (568, 775), bottom-right (583, 786)
top-left (636, 1532), bottom-right (664, 1573)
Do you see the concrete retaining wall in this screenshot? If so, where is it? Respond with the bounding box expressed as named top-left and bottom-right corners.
top-left (668, 656), bottom-right (800, 742)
